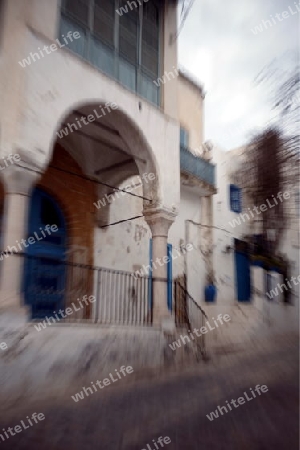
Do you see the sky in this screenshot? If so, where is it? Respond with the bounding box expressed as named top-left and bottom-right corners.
top-left (178, 0), bottom-right (300, 150)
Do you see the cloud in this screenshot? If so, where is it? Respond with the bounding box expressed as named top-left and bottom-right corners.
top-left (178, 0), bottom-right (299, 149)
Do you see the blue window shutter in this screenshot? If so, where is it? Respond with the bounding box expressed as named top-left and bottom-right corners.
top-left (180, 127), bottom-right (189, 147)
top-left (230, 184), bottom-right (242, 213)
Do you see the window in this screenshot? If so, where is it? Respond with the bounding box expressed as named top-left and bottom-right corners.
top-left (59, 0), bottom-right (161, 105)
top-left (142, 3), bottom-right (159, 77)
top-left (94, 0), bottom-right (115, 45)
top-left (229, 184), bottom-right (242, 213)
top-left (180, 127), bottom-right (189, 147)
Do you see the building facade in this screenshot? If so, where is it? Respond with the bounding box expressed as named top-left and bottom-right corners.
top-left (0, 0), bottom-right (216, 327)
top-left (212, 144), bottom-right (299, 332)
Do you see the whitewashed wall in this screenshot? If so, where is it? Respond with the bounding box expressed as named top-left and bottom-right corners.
top-left (212, 146), bottom-right (250, 304)
top-left (94, 178), bottom-right (206, 301)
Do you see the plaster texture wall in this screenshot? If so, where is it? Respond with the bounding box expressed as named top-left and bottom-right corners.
top-left (177, 72), bottom-right (204, 153)
top-left (94, 178), bottom-right (206, 306)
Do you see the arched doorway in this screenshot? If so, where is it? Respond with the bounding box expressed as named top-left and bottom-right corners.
top-left (23, 187), bottom-right (67, 318)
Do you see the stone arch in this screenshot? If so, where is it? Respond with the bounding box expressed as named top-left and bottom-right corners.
top-left (35, 100), bottom-right (162, 234)
top-left (46, 100), bottom-right (161, 210)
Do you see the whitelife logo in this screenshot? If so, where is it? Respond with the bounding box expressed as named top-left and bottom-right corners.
top-left (169, 314), bottom-right (231, 351)
top-left (0, 412), bottom-right (45, 443)
top-left (93, 172), bottom-right (155, 210)
top-left (229, 191), bottom-right (290, 228)
top-left (56, 103), bottom-right (118, 139)
top-left (206, 385), bottom-right (269, 421)
top-left (266, 274), bottom-right (300, 300)
top-left (0, 224), bottom-right (58, 261)
top-left (18, 31), bottom-right (81, 68)
top-left (33, 295), bottom-right (96, 332)
top-left (251, 3), bottom-right (300, 35)
top-left (0, 153), bottom-right (21, 170)
top-left (140, 436), bottom-right (171, 450)
top-left (71, 366), bottom-right (134, 402)
top-left (116, 0), bottom-right (149, 16)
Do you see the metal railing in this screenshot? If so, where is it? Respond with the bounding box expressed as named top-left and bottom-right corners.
top-left (94, 267), bottom-right (152, 325)
top-left (2, 253), bottom-right (152, 325)
top-left (180, 145), bottom-right (216, 187)
top-left (174, 281), bottom-right (208, 356)
top-left (2, 254), bottom-right (207, 342)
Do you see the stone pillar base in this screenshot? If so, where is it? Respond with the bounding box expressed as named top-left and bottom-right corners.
top-left (0, 300), bottom-right (29, 332)
top-left (0, 290), bottom-right (30, 318)
top-left (160, 314), bottom-right (176, 333)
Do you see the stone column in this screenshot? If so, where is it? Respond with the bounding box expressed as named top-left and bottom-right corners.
top-left (144, 208), bottom-right (176, 327)
top-left (0, 166), bottom-right (38, 313)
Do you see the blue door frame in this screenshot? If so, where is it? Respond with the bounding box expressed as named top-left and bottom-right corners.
top-left (23, 188), bottom-right (67, 318)
top-left (167, 243), bottom-right (173, 311)
top-left (149, 240), bottom-right (172, 311)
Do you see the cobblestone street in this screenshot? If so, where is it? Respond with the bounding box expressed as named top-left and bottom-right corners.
top-left (1, 335), bottom-right (298, 450)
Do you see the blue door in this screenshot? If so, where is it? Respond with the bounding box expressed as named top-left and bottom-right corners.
top-left (23, 188), bottom-right (67, 318)
top-left (234, 239), bottom-right (251, 302)
top-left (149, 240), bottom-right (173, 311)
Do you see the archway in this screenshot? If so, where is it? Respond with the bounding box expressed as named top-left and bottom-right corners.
top-left (21, 100), bottom-right (168, 324)
top-left (49, 101), bottom-right (160, 268)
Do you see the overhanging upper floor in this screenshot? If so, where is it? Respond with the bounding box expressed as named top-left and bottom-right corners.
top-left (180, 145), bottom-right (216, 196)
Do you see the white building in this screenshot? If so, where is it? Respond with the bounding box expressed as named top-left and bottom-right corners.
top-left (212, 144), bottom-right (299, 333)
top-left (0, 0), bottom-right (216, 329)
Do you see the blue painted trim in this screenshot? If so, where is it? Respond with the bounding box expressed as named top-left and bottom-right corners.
top-left (234, 250), bottom-right (251, 302)
top-left (167, 243), bottom-right (172, 311)
top-left (148, 238), bottom-right (153, 310)
top-left (251, 259), bottom-right (264, 268)
top-left (148, 239), bottom-right (172, 311)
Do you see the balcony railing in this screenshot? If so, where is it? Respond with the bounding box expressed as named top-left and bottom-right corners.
top-left (180, 145), bottom-right (216, 187)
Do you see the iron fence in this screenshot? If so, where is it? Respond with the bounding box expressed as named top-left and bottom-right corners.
top-left (3, 253), bottom-right (152, 325)
top-left (174, 281), bottom-right (208, 356)
top-left (1, 254), bottom-right (207, 343)
top-left (94, 267), bottom-right (152, 325)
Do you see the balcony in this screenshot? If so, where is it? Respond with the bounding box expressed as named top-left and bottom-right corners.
top-left (180, 145), bottom-right (216, 191)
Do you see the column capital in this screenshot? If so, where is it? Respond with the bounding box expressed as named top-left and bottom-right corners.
top-left (144, 207), bottom-right (177, 237)
top-left (1, 165), bottom-right (39, 195)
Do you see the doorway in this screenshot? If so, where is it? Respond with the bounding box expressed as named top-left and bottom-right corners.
top-left (234, 238), bottom-right (251, 302)
top-left (23, 188), bottom-right (67, 318)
